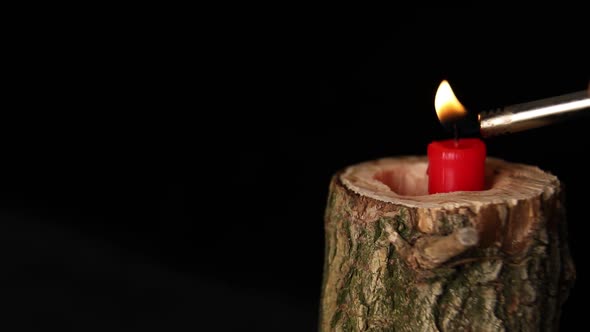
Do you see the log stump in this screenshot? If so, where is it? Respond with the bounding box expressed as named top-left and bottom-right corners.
top-left (320, 157), bottom-right (575, 332)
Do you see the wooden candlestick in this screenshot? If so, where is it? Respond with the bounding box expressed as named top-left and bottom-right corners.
top-left (320, 157), bottom-right (575, 331)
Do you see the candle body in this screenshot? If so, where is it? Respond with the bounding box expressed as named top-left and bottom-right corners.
top-left (427, 138), bottom-right (486, 194)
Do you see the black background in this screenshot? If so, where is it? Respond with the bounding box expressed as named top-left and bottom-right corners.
top-left (3, 6), bottom-right (589, 331)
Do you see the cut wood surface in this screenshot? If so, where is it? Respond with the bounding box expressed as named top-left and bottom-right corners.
top-left (320, 157), bottom-right (575, 332)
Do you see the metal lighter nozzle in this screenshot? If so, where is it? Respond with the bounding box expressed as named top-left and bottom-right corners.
top-left (478, 90), bottom-right (590, 137)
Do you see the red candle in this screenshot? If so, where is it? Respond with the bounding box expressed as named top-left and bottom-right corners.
top-left (428, 80), bottom-right (486, 194)
top-left (427, 138), bottom-right (486, 194)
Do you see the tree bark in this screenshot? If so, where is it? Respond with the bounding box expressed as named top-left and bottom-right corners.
top-left (320, 157), bottom-right (575, 332)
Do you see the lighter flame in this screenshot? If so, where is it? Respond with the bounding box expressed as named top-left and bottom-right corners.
top-left (434, 80), bottom-right (467, 123)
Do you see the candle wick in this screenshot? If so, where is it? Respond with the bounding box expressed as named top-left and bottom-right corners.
top-left (453, 123), bottom-right (459, 147)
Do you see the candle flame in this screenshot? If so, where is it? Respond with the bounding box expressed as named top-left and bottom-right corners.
top-left (434, 80), bottom-right (467, 123)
